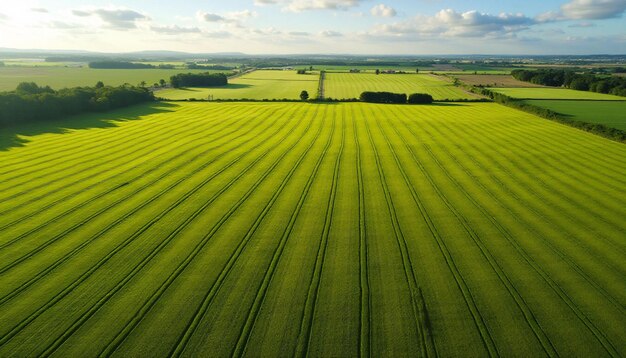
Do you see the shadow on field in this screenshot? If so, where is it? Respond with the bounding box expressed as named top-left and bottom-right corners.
top-left (222, 83), bottom-right (254, 90)
top-left (0, 102), bottom-right (178, 151)
top-left (430, 102), bottom-right (467, 106)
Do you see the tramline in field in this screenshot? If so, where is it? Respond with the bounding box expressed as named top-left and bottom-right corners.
top-left (0, 101), bottom-right (624, 357)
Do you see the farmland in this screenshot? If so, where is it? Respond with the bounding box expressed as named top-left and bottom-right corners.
top-left (0, 66), bottom-right (227, 92)
top-left (455, 74), bottom-right (546, 88)
top-left (0, 101), bottom-right (624, 357)
top-left (524, 100), bottom-right (626, 130)
top-left (488, 87), bottom-right (626, 100)
top-left (324, 73), bottom-right (476, 100)
top-left (157, 70), bottom-right (319, 100)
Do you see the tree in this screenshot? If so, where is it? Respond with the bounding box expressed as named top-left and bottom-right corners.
top-left (139, 81), bottom-right (147, 88)
top-left (300, 90), bottom-right (309, 101)
top-left (159, 79), bottom-right (166, 87)
top-left (415, 68), bottom-right (419, 73)
top-left (309, 66), bottom-right (313, 71)
top-left (570, 78), bottom-right (589, 91)
top-left (95, 81), bottom-right (104, 89)
top-left (375, 69), bottom-right (380, 75)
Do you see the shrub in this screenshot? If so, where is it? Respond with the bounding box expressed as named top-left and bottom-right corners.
top-left (408, 93), bottom-right (433, 104)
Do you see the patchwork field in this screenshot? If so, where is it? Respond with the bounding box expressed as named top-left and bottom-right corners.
top-left (455, 74), bottom-right (546, 88)
top-left (1, 101), bottom-right (625, 357)
top-left (324, 73), bottom-right (476, 100)
top-left (523, 100), bottom-right (626, 130)
top-left (157, 70), bottom-right (319, 100)
top-left (489, 87), bottom-right (626, 100)
top-left (0, 66), bottom-right (226, 92)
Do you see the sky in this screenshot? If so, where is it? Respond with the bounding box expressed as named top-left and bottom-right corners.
top-left (0, 0), bottom-right (625, 55)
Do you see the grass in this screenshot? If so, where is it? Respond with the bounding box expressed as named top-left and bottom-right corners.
top-left (157, 70), bottom-right (319, 100)
top-left (488, 87), bottom-right (626, 100)
top-left (0, 102), bottom-right (625, 357)
top-left (0, 66), bottom-right (229, 92)
top-left (324, 73), bottom-right (477, 100)
top-left (524, 100), bottom-right (626, 130)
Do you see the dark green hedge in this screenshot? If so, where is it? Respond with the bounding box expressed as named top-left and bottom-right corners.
top-left (170, 73), bottom-right (228, 88)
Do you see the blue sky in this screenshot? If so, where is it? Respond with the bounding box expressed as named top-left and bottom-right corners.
top-left (0, 0), bottom-right (624, 54)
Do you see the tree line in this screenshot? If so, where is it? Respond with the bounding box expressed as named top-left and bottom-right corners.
top-left (511, 69), bottom-right (626, 97)
top-left (88, 61), bottom-right (175, 69)
top-left (170, 73), bottom-right (228, 88)
top-left (359, 91), bottom-right (433, 104)
top-left (0, 82), bottom-right (154, 126)
top-left (186, 63), bottom-right (234, 70)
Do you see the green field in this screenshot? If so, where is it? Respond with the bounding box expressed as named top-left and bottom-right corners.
top-left (157, 70), bottom-right (319, 100)
top-left (524, 100), bottom-right (626, 130)
top-left (324, 73), bottom-right (477, 100)
top-left (0, 66), bottom-right (226, 92)
top-left (1, 101), bottom-right (625, 356)
top-left (489, 87), bottom-right (626, 100)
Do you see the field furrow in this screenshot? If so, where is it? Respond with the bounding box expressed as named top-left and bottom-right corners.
top-left (1, 101), bottom-right (624, 357)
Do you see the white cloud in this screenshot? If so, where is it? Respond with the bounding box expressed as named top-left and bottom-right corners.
top-left (72, 10), bottom-right (91, 17)
top-left (254, 0), bottom-right (278, 5)
top-left (199, 12), bottom-right (227, 22)
top-left (538, 0), bottom-right (626, 21)
top-left (94, 9), bottom-right (150, 29)
top-left (0, 13), bottom-right (7, 21)
top-left (31, 8), bottom-right (49, 13)
top-left (320, 30), bottom-right (343, 37)
top-left (197, 10), bottom-right (256, 24)
top-left (227, 10), bottom-right (257, 20)
top-left (151, 25), bottom-right (202, 34)
top-left (372, 9), bottom-right (534, 38)
top-left (287, 0), bottom-right (363, 11)
top-left (562, 0), bottom-right (626, 19)
top-left (371, 4), bottom-right (396, 17)
top-left (255, 0), bottom-right (365, 11)
top-left (70, 8), bottom-right (149, 29)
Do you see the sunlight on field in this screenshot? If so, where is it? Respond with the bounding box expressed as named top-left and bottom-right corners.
top-left (157, 70), bottom-right (319, 100)
top-left (1, 102), bottom-right (624, 357)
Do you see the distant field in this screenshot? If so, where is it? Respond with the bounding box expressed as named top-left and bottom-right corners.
top-left (157, 70), bottom-right (319, 100)
top-left (0, 101), bottom-right (624, 357)
top-left (300, 65), bottom-right (434, 72)
top-left (324, 73), bottom-right (476, 100)
top-left (525, 100), bottom-right (626, 130)
top-left (489, 87), bottom-right (626, 100)
top-left (0, 67), bottom-right (228, 92)
top-left (456, 74), bottom-right (545, 88)
top-left (0, 60), bottom-right (73, 67)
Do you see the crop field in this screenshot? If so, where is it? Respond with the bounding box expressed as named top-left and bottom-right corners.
top-left (157, 70), bottom-right (319, 100)
top-left (488, 87), bottom-right (626, 100)
top-left (0, 67), bottom-right (225, 92)
top-left (0, 101), bottom-right (625, 357)
top-left (524, 100), bottom-right (626, 130)
top-left (324, 73), bottom-right (477, 100)
top-left (455, 74), bottom-right (546, 88)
